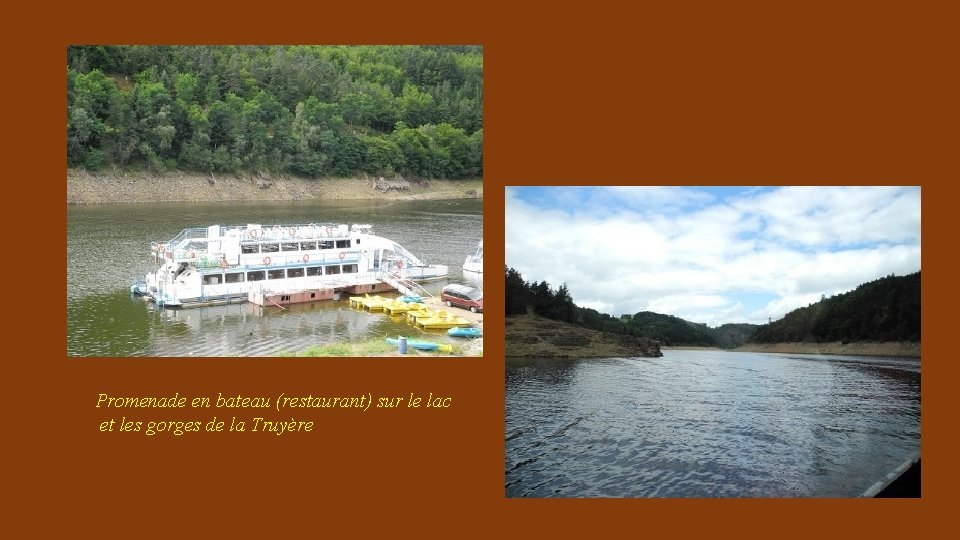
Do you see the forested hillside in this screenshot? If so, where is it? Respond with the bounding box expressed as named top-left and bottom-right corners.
top-left (712, 323), bottom-right (760, 349)
top-left (506, 267), bottom-right (918, 347)
top-left (505, 267), bottom-right (757, 347)
top-left (67, 45), bottom-right (482, 179)
top-left (749, 272), bottom-right (920, 343)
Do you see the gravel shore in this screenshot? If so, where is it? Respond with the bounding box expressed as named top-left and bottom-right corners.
top-left (67, 169), bottom-right (483, 204)
top-left (732, 341), bottom-right (920, 357)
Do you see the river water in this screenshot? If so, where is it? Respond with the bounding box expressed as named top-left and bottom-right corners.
top-left (67, 198), bottom-right (482, 356)
top-left (505, 349), bottom-right (920, 497)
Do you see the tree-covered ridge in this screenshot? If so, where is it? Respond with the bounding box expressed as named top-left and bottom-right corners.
top-left (626, 312), bottom-right (718, 346)
top-left (67, 45), bottom-right (483, 179)
top-left (713, 323), bottom-right (761, 349)
top-left (505, 267), bottom-right (750, 346)
top-left (506, 267), bottom-right (918, 346)
top-left (749, 272), bottom-right (920, 343)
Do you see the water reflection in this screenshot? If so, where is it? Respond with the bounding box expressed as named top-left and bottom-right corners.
top-left (506, 349), bottom-right (920, 497)
top-left (67, 199), bottom-right (482, 356)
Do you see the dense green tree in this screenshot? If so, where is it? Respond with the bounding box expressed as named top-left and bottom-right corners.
top-left (550, 284), bottom-right (577, 323)
top-left (66, 45), bottom-right (482, 179)
top-left (360, 134), bottom-right (404, 176)
top-left (174, 72), bottom-right (199, 105)
top-left (531, 281), bottom-right (553, 316)
top-left (397, 83), bottom-right (436, 127)
top-left (505, 267), bottom-right (529, 315)
top-left (392, 122), bottom-right (431, 177)
top-left (750, 272), bottom-right (920, 343)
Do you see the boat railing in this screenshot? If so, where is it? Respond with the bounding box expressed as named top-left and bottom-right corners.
top-left (240, 252), bottom-right (361, 267)
top-left (161, 245), bottom-right (364, 267)
top-left (379, 271), bottom-right (434, 298)
top-left (153, 223), bottom-right (366, 252)
top-left (184, 251), bottom-right (365, 272)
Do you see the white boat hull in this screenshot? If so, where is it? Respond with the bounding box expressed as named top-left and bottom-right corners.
top-left (134, 223), bottom-right (448, 308)
top-left (462, 240), bottom-right (483, 275)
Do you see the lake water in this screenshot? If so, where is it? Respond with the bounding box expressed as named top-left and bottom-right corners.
top-left (505, 349), bottom-right (920, 497)
top-left (67, 198), bottom-right (482, 356)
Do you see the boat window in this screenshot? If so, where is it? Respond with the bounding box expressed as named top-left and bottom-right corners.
top-left (319, 240), bottom-right (334, 250)
top-left (306, 266), bottom-right (322, 276)
top-left (325, 265), bottom-right (341, 275)
top-left (355, 239), bottom-right (360, 245)
top-left (300, 241), bottom-right (317, 250)
top-left (247, 270), bottom-right (266, 281)
top-left (261, 243), bottom-right (279, 253)
top-left (225, 272), bottom-right (244, 283)
top-left (268, 269), bottom-right (285, 279)
top-left (342, 264), bottom-right (358, 274)
top-left (203, 274), bottom-right (222, 285)
top-left (241, 243), bottom-right (259, 254)
top-left (335, 239), bottom-right (350, 249)
top-left (287, 267), bottom-right (305, 278)
top-left (281, 242), bottom-right (299, 252)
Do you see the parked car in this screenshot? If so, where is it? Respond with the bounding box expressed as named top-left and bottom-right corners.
top-left (440, 284), bottom-right (483, 313)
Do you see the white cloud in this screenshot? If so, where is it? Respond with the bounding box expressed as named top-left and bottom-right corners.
top-left (505, 186), bottom-right (921, 325)
top-left (733, 186), bottom-right (921, 248)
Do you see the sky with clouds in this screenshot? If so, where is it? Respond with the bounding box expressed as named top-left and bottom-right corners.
top-left (505, 186), bottom-right (921, 326)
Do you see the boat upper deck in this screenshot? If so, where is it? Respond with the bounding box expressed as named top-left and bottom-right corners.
top-left (151, 223), bottom-right (374, 261)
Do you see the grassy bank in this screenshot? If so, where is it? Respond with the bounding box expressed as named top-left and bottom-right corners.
top-left (67, 169), bottom-right (482, 204)
top-left (506, 312), bottom-right (661, 358)
top-left (732, 341), bottom-right (920, 357)
top-left (280, 339), bottom-right (394, 357)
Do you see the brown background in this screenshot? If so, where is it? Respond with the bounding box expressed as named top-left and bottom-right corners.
top-left (8, 0), bottom-right (956, 536)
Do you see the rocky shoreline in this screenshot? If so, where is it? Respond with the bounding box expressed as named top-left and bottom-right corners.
top-left (732, 341), bottom-right (920, 357)
top-left (67, 169), bottom-right (483, 204)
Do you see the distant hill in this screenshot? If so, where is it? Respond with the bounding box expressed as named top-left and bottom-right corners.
top-left (621, 313), bottom-right (758, 348)
top-left (505, 312), bottom-right (662, 358)
top-left (749, 272), bottom-right (920, 343)
top-left (506, 267), bottom-right (758, 348)
top-left (505, 267), bottom-right (921, 350)
top-left (625, 311), bottom-right (717, 346)
top-left (712, 323), bottom-right (760, 349)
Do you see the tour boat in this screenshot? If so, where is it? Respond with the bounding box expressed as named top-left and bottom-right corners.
top-left (134, 223), bottom-right (447, 308)
top-left (463, 240), bottom-right (483, 275)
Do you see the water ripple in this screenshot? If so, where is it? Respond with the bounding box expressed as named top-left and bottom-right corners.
top-left (506, 349), bottom-right (920, 497)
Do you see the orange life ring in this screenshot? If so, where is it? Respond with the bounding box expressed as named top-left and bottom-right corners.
top-left (220, 259), bottom-right (227, 269)
top-left (263, 256), bottom-right (272, 266)
top-left (288, 227), bottom-right (297, 237)
top-left (339, 251), bottom-right (346, 260)
top-left (249, 229), bottom-right (259, 238)
top-left (302, 254), bottom-right (310, 263)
